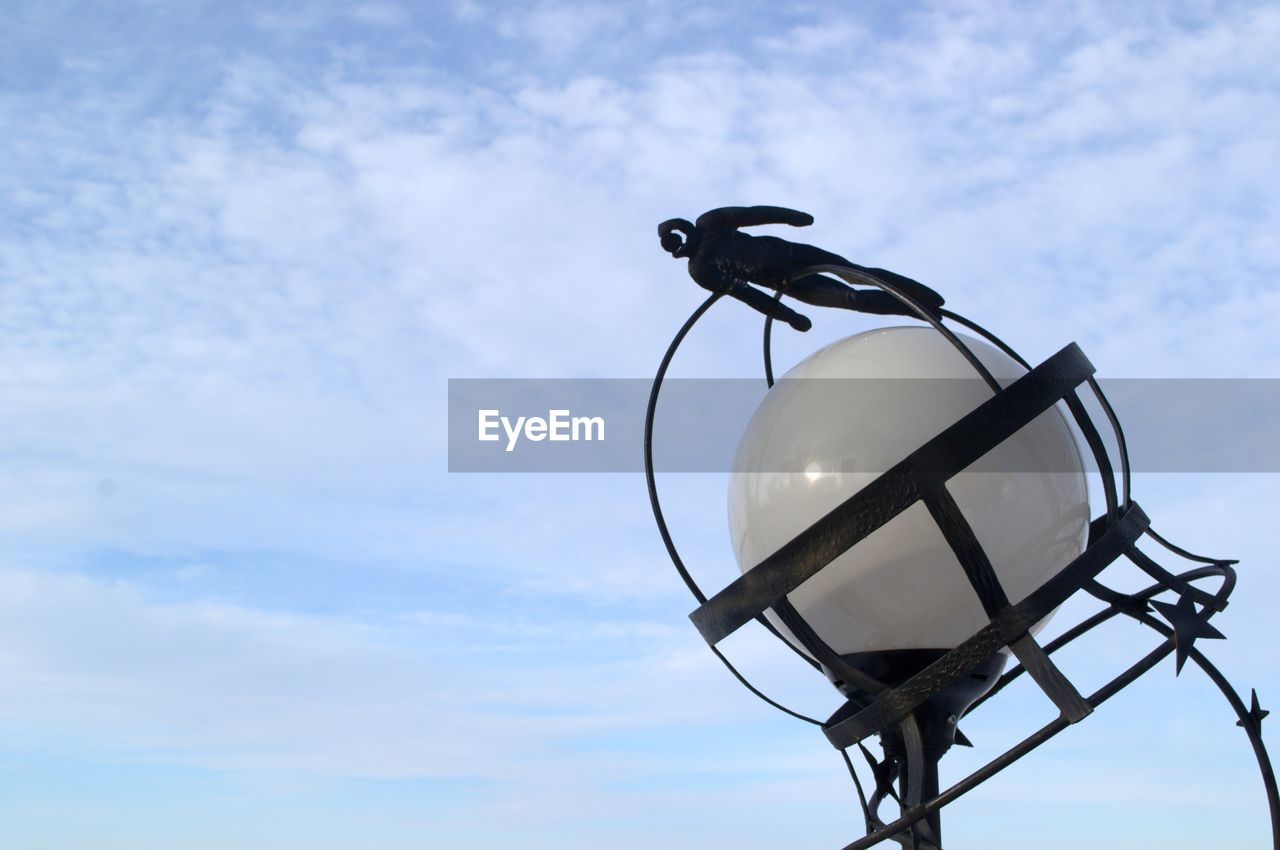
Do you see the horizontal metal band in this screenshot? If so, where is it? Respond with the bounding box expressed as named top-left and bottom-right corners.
top-left (821, 503), bottom-right (1150, 750)
top-left (689, 342), bottom-right (1096, 647)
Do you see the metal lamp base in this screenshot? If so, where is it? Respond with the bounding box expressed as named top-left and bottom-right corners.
top-left (827, 651), bottom-right (1008, 847)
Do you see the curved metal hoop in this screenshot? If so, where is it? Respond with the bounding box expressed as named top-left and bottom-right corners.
top-left (643, 294), bottom-right (825, 725)
top-left (646, 270), bottom-right (1277, 849)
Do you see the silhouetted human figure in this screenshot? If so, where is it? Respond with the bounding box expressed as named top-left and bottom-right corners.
top-left (658, 206), bottom-right (944, 331)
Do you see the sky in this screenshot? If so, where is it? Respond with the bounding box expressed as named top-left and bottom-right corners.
top-left (2, 1), bottom-right (1279, 848)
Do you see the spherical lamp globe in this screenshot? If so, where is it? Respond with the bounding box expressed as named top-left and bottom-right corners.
top-left (728, 326), bottom-right (1090, 696)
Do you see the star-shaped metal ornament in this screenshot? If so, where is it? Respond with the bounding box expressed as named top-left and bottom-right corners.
top-left (1237, 688), bottom-right (1270, 733)
top-left (1114, 594), bottom-right (1152, 617)
top-left (1151, 591), bottom-right (1226, 675)
top-left (859, 743), bottom-right (900, 804)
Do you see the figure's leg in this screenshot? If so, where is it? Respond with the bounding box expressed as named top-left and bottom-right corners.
top-left (787, 273), bottom-right (941, 319)
top-left (786, 243), bottom-right (946, 310)
top-left (861, 267), bottom-right (945, 310)
top-left (784, 272), bottom-right (862, 310)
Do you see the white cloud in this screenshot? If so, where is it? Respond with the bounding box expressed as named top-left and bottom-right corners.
top-left (6, 4), bottom-right (1278, 559)
top-left (0, 563), bottom-right (839, 785)
top-left (349, 2), bottom-right (407, 28)
top-left (494, 2), bottom-right (631, 60)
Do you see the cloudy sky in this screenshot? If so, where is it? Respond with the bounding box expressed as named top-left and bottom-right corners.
top-left (2, 1), bottom-right (1278, 848)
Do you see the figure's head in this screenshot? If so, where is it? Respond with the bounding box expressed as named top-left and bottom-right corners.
top-left (658, 218), bottom-right (697, 258)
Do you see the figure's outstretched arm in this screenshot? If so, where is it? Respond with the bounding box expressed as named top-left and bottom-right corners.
top-left (686, 261), bottom-right (811, 329)
top-left (723, 278), bottom-right (812, 331)
top-left (695, 206), bottom-right (814, 230)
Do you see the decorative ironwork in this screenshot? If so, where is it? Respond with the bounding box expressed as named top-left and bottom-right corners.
top-left (645, 211), bottom-right (1278, 849)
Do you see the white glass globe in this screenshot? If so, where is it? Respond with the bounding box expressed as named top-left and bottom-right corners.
top-left (728, 326), bottom-right (1090, 658)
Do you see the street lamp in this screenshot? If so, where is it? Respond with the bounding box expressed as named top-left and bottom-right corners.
top-left (645, 207), bottom-right (1277, 849)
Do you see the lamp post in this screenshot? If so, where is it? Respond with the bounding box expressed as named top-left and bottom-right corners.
top-left (644, 207), bottom-right (1278, 849)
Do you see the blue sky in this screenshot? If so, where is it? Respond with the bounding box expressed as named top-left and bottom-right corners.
top-left (2, 1), bottom-right (1279, 848)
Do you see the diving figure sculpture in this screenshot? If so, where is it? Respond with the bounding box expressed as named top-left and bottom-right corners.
top-left (658, 205), bottom-right (944, 331)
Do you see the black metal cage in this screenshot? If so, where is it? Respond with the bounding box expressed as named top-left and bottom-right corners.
top-left (644, 264), bottom-right (1277, 850)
